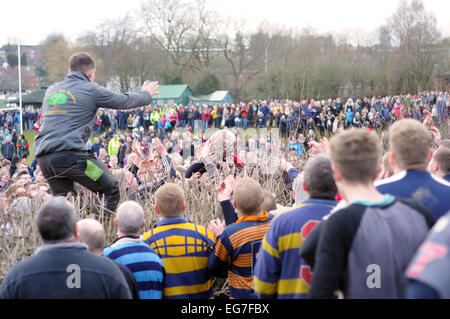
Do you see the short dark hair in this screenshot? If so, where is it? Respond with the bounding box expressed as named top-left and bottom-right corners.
top-left (69, 52), bottom-right (95, 74)
top-left (37, 197), bottom-right (77, 242)
top-left (304, 155), bottom-right (338, 199)
top-left (434, 146), bottom-right (450, 175)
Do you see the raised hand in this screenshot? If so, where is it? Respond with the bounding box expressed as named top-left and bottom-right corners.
top-left (217, 175), bottom-right (236, 201)
top-left (423, 109), bottom-right (432, 128)
top-left (308, 140), bottom-right (324, 156)
top-left (142, 81), bottom-right (159, 97)
top-left (320, 137), bottom-right (329, 154)
top-left (153, 139), bottom-right (167, 157)
top-left (208, 219), bottom-right (225, 237)
top-left (430, 126), bottom-right (441, 147)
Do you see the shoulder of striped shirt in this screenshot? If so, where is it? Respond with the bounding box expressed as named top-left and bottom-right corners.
top-left (143, 223), bottom-right (214, 241)
top-left (374, 170), bottom-right (407, 187)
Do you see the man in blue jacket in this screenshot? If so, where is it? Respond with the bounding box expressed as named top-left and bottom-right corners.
top-left (90, 137), bottom-right (105, 158)
top-left (34, 52), bottom-right (159, 213)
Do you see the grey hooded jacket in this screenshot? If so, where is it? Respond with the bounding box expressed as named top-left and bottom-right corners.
top-left (34, 72), bottom-right (152, 158)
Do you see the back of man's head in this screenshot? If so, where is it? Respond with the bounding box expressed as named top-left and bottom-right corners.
top-left (433, 146), bottom-right (450, 176)
top-left (329, 128), bottom-right (381, 185)
top-left (303, 155), bottom-right (337, 199)
top-left (37, 197), bottom-right (77, 243)
top-left (233, 177), bottom-right (264, 216)
top-left (262, 190), bottom-right (277, 212)
top-left (69, 52), bottom-right (95, 75)
top-left (389, 119), bottom-right (432, 170)
top-left (155, 183), bottom-right (185, 218)
top-left (116, 201), bottom-right (145, 235)
top-left (77, 219), bottom-right (105, 255)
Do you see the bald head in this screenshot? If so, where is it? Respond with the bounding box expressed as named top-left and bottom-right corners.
top-left (77, 219), bottom-right (105, 255)
top-left (262, 190), bottom-right (277, 212)
top-left (115, 201), bottom-right (145, 235)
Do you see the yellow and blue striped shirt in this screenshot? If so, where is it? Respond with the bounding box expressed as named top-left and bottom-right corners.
top-left (143, 217), bottom-right (216, 299)
top-left (253, 199), bottom-right (337, 299)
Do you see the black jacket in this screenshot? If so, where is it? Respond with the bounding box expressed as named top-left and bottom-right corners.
top-left (118, 145), bottom-right (127, 166)
top-left (1, 142), bottom-right (15, 160)
top-left (0, 243), bottom-right (131, 299)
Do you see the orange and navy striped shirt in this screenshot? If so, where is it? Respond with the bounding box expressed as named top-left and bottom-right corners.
top-left (143, 217), bottom-right (216, 299)
top-left (208, 211), bottom-right (274, 299)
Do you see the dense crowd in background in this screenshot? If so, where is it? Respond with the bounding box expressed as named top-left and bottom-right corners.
top-left (0, 88), bottom-right (449, 299)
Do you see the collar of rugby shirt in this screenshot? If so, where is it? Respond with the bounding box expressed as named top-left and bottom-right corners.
top-left (236, 211), bottom-right (270, 223)
top-left (35, 242), bottom-right (89, 255)
top-left (111, 235), bottom-right (142, 247)
top-left (156, 216), bottom-right (190, 227)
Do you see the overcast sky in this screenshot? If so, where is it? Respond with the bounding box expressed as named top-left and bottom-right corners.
top-left (1, 0), bottom-right (449, 46)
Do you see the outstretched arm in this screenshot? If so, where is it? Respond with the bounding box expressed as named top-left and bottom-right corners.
top-left (93, 81), bottom-right (159, 110)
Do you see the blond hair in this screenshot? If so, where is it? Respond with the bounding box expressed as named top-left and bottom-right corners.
top-left (389, 119), bottom-right (432, 170)
top-left (0, 168), bottom-right (9, 179)
top-left (155, 183), bottom-right (185, 217)
top-left (329, 128), bottom-right (381, 184)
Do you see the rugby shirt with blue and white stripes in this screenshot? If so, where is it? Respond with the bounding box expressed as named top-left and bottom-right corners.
top-left (103, 236), bottom-right (165, 299)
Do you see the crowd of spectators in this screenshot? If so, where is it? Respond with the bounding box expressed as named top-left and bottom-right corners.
top-left (0, 89), bottom-right (449, 299)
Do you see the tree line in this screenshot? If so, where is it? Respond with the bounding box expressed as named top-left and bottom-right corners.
top-left (35, 0), bottom-right (449, 102)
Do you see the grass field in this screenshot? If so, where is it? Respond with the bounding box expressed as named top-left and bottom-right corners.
top-left (23, 130), bottom-right (36, 165)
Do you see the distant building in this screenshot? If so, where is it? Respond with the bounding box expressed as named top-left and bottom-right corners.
top-left (8, 87), bottom-right (47, 108)
top-left (189, 90), bottom-right (233, 105)
top-left (150, 84), bottom-right (194, 106)
top-left (433, 72), bottom-right (450, 91)
top-left (0, 66), bottom-right (39, 96)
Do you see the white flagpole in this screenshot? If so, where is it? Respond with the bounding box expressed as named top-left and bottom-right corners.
top-left (17, 0), bottom-right (23, 136)
top-left (18, 42), bottom-right (23, 136)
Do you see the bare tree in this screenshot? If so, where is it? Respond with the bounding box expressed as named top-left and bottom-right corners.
top-left (218, 18), bottom-right (267, 101)
top-left (77, 15), bottom-right (136, 89)
top-left (377, 25), bottom-right (393, 95)
top-left (387, 0), bottom-right (441, 92)
top-left (141, 0), bottom-right (196, 78)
